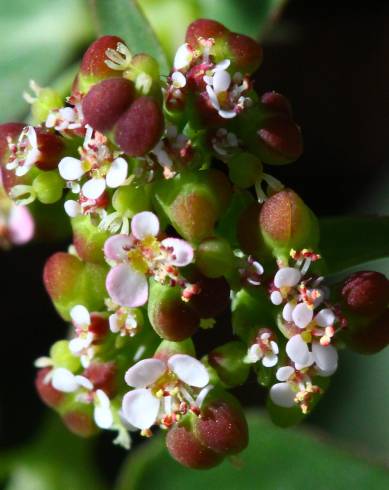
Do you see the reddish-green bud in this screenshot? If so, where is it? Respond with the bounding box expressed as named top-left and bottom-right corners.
top-left (259, 189), bottom-right (320, 259)
top-left (115, 96), bottom-right (164, 156)
top-left (62, 408), bottom-right (97, 438)
top-left (343, 310), bottom-right (389, 355)
top-left (227, 32), bottom-right (263, 74)
top-left (207, 341), bottom-right (249, 388)
top-left (82, 78), bottom-right (135, 132)
top-left (186, 19), bottom-right (228, 49)
top-left (71, 215), bottom-right (110, 263)
top-left (35, 368), bottom-right (65, 408)
top-left (196, 237), bottom-right (234, 278)
top-left (228, 151), bottom-right (263, 189)
top-left (341, 271), bottom-right (389, 316)
top-left (148, 280), bottom-right (199, 341)
top-left (154, 169), bottom-right (232, 243)
top-left (84, 362), bottom-right (117, 398)
top-left (166, 425), bottom-right (223, 469)
top-left (195, 391), bottom-right (248, 455)
top-left (43, 252), bottom-right (108, 320)
top-left (78, 35), bottom-right (126, 93)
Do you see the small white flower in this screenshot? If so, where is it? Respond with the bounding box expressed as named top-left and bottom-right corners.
top-left (122, 355), bottom-right (211, 430)
top-left (6, 126), bottom-right (41, 176)
top-left (174, 43), bottom-right (193, 71)
top-left (285, 334), bottom-right (338, 375)
top-left (244, 332), bottom-right (279, 367)
top-left (68, 305), bottom-right (95, 368)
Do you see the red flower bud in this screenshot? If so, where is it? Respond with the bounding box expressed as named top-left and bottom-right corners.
top-left (80, 35), bottom-right (125, 80)
top-left (341, 271), bottom-right (389, 316)
top-left (89, 313), bottom-right (110, 340)
top-left (82, 78), bottom-right (135, 132)
top-left (34, 129), bottom-right (65, 171)
top-left (115, 96), bottom-right (164, 156)
top-left (35, 368), bottom-right (64, 408)
top-left (261, 91), bottom-right (292, 117)
top-left (186, 19), bottom-right (228, 48)
top-left (344, 310), bottom-right (389, 355)
top-left (166, 425), bottom-right (223, 469)
top-left (84, 361), bottom-right (117, 398)
top-left (227, 32), bottom-right (263, 74)
top-left (195, 393), bottom-right (248, 455)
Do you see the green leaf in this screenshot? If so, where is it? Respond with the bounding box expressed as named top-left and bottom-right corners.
top-left (319, 216), bottom-right (389, 273)
top-left (326, 257), bottom-right (389, 285)
top-left (0, 0), bottom-right (92, 122)
top-left (2, 417), bottom-right (107, 490)
top-left (90, 0), bottom-right (169, 74)
top-left (116, 412), bottom-right (389, 490)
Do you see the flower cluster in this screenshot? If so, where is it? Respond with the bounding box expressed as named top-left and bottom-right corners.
top-left (0, 18), bottom-right (388, 470)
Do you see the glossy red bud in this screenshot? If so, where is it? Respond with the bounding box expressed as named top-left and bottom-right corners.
top-left (261, 92), bottom-right (293, 117)
top-left (82, 78), bottom-right (135, 132)
top-left (186, 19), bottom-right (228, 48)
top-left (166, 425), bottom-right (223, 469)
top-left (227, 32), bottom-right (263, 74)
top-left (62, 410), bottom-right (97, 438)
top-left (115, 96), bottom-right (164, 156)
top-left (84, 361), bottom-right (117, 398)
top-left (80, 35), bottom-right (125, 79)
top-left (34, 129), bottom-right (65, 171)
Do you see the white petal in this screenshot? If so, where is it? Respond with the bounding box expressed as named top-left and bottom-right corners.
top-left (315, 308), bottom-right (336, 328)
top-left (282, 302), bottom-right (295, 322)
top-left (23, 148), bottom-right (41, 169)
top-left (161, 238), bottom-right (193, 266)
top-left (122, 389), bottom-right (160, 429)
top-left (271, 291), bottom-right (283, 305)
top-left (70, 304), bottom-right (90, 327)
top-left (106, 157), bottom-right (128, 188)
top-left (51, 368), bottom-right (78, 393)
top-left (276, 366), bottom-right (295, 382)
top-left (286, 335), bottom-right (312, 366)
top-left (292, 303), bottom-right (314, 329)
top-left (82, 178), bottom-right (106, 200)
top-left (106, 263), bottom-right (148, 308)
top-left (26, 126), bottom-right (38, 148)
top-left (69, 337), bottom-right (89, 354)
top-left (171, 71), bottom-right (187, 88)
top-left (270, 382), bottom-right (296, 408)
top-left (274, 267), bottom-right (302, 288)
top-left (58, 157), bottom-right (84, 181)
top-left (124, 358), bottom-right (165, 388)
top-left (75, 375), bottom-right (94, 390)
top-left (270, 341), bottom-right (279, 355)
top-left (262, 353), bottom-right (278, 368)
top-left (109, 313), bottom-right (120, 333)
top-left (104, 234), bottom-right (134, 261)
top-left (245, 344), bottom-right (262, 363)
top-left (206, 85), bottom-right (220, 110)
top-left (312, 343), bottom-right (338, 376)
top-left (94, 404), bottom-right (113, 429)
top-left (64, 200), bottom-right (81, 217)
top-left (174, 43), bottom-right (193, 70)
top-left (218, 109), bottom-right (237, 119)
top-left (168, 355), bottom-right (209, 388)
top-left (213, 59), bottom-right (231, 72)
top-left (213, 70), bottom-right (231, 93)
top-left (131, 211), bottom-right (159, 240)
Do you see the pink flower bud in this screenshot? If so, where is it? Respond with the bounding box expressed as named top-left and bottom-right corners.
top-left (82, 78), bottom-right (135, 132)
top-left (115, 96), bottom-right (164, 156)
top-left (166, 425), bottom-right (223, 469)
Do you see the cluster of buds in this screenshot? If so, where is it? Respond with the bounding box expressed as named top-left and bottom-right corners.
top-left (1, 18), bottom-right (388, 470)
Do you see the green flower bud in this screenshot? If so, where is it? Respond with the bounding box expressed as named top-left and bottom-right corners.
top-left (32, 170), bottom-right (63, 204)
top-left (71, 214), bottom-right (110, 263)
top-left (30, 86), bottom-right (63, 124)
top-left (112, 184), bottom-right (152, 216)
top-left (228, 152), bottom-right (263, 189)
top-left (154, 339), bottom-right (196, 361)
top-left (50, 340), bottom-right (81, 372)
top-left (196, 237), bottom-right (234, 278)
top-left (206, 341), bottom-right (249, 388)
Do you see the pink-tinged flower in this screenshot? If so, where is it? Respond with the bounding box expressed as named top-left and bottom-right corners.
top-left (104, 211), bottom-right (194, 308)
top-left (270, 365), bottom-right (322, 414)
top-left (5, 126), bottom-right (41, 176)
top-left (173, 43), bottom-right (194, 71)
top-left (203, 64), bottom-right (251, 119)
top-left (244, 330), bottom-right (279, 367)
top-left (58, 126), bottom-right (128, 200)
top-left (46, 106), bottom-right (83, 133)
top-left (0, 187), bottom-right (34, 248)
top-left (68, 305), bottom-right (96, 368)
top-left (285, 334), bottom-right (338, 375)
top-left (109, 307), bottom-right (139, 337)
top-left (122, 354), bottom-right (211, 432)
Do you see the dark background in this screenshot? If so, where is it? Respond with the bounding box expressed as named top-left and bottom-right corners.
top-left (1, 0), bottom-right (388, 481)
